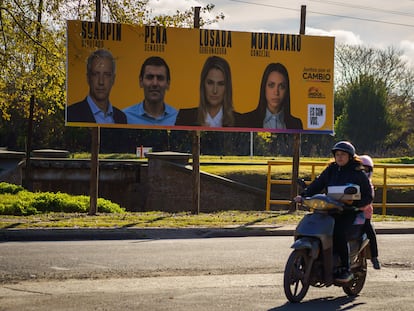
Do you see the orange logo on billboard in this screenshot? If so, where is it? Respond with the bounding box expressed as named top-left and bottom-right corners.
top-left (308, 86), bottom-right (325, 99)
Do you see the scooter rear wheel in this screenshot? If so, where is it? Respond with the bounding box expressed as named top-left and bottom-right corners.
top-left (342, 251), bottom-right (367, 296)
top-left (283, 249), bottom-right (310, 303)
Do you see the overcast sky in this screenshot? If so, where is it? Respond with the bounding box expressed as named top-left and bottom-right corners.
top-left (148, 0), bottom-right (414, 67)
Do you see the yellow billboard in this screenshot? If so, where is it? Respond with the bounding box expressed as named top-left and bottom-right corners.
top-left (66, 20), bottom-right (334, 134)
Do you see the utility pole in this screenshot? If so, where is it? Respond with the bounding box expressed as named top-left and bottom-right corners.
top-left (289, 5), bottom-right (306, 212)
top-left (192, 6), bottom-right (201, 214)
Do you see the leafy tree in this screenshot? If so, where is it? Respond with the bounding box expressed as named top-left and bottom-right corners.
top-left (335, 44), bottom-right (413, 96)
top-left (300, 134), bottom-right (336, 157)
top-left (334, 74), bottom-right (396, 153)
top-left (333, 44), bottom-right (414, 156)
top-left (0, 0), bottom-right (66, 150)
top-left (0, 0), bottom-right (223, 151)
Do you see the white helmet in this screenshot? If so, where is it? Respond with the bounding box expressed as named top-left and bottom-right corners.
top-left (360, 155), bottom-right (374, 168)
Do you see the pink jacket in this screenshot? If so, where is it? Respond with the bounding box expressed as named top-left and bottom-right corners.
top-left (360, 203), bottom-right (373, 219)
top-left (360, 180), bottom-right (375, 219)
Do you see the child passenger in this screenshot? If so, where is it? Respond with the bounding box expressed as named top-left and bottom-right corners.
top-left (359, 155), bottom-right (381, 269)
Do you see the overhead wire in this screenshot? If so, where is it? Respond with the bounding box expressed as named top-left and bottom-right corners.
top-left (228, 0), bottom-right (414, 28)
top-left (308, 0), bottom-right (414, 18)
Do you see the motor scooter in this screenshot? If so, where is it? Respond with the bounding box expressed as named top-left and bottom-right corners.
top-left (283, 181), bottom-right (371, 303)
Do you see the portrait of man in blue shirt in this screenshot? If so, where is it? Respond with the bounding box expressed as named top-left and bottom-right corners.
top-left (123, 56), bottom-right (177, 125)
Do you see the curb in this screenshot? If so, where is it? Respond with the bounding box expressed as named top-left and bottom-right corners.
top-left (1, 226), bottom-right (413, 241)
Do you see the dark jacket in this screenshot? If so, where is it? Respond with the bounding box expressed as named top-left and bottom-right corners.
top-left (238, 109), bottom-right (303, 129)
top-left (175, 107), bottom-right (243, 127)
top-left (67, 98), bottom-right (127, 124)
top-left (303, 160), bottom-right (373, 208)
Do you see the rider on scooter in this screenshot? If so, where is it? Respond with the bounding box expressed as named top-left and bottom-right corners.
top-left (295, 141), bottom-right (373, 282)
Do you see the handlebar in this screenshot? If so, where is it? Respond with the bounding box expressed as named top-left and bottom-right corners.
top-left (293, 194), bottom-right (360, 213)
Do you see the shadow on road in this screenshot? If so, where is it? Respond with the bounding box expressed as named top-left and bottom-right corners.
top-left (0, 226), bottom-right (295, 242)
top-left (268, 295), bottom-right (364, 311)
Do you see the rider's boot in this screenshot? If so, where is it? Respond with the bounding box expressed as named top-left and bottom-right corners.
top-left (371, 257), bottom-right (381, 269)
top-left (335, 267), bottom-right (353, 283)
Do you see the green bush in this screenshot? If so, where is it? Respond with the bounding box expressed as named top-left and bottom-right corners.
top-left (0, 192), bottom-right (32, 215)
top-left (31, 192), bottom-right (86, 213)
top-left (0, 182), bottom-right (24, 194)
top-left (0, 202), bottom-right (25, 215)
top-left (0, 183), bottom-right (125, 215)
top-left (97, 198), bottom-right (126, 213)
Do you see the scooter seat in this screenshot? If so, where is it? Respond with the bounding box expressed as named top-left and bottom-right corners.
top-left (346, 224), bottom-right (365, 241)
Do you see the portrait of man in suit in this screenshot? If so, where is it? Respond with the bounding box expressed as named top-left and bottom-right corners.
top-left (66, 49), bottom-right (126, 124)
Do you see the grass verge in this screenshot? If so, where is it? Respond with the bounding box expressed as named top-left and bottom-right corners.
top-left (1, 211), bottom-right (412, 230)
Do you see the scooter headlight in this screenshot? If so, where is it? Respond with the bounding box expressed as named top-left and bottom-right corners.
top-left (306, 198), bottom-right (328, 210)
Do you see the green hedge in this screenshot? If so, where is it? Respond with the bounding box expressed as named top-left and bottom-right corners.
top-left (0, 182), bottom-right (125, 215)
top-left (0, 182), bottom-right (24, 194)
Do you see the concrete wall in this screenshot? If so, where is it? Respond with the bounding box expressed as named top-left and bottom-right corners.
top-left (0, 150), bottom-right (25, 185)
top-left (28, 158), bottom-right (146, 211)
top-left (145, 153), bottom-right (266, 212)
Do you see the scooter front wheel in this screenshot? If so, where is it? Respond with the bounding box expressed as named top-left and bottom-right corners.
top-left (283, 249), bottom-right (310, 303)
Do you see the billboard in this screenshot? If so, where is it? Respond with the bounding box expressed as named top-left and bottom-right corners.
top-left (66, 20), bottom-right (335, 134)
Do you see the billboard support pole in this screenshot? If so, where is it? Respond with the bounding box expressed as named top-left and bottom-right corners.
top-left (289, 5), bottom-right (306, 212)
top-left (192, 7), bottom-right (201, 215)
top-left (25, 0), bottom-right (43, 192)
top-left (89, 0), bottom-right (101, 216)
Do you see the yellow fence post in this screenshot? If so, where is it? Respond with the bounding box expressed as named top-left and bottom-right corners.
top-left (266, 163), bottom-right (272, 211)
top-left (382, 167), bottom-right (387, 215)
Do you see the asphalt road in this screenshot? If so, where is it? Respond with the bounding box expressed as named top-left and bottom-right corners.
top-left (1, 235), bottom-right (413, 310)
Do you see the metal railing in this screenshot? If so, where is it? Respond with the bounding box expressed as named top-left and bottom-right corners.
top-left (266, 161), bottom-right (414, 215)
